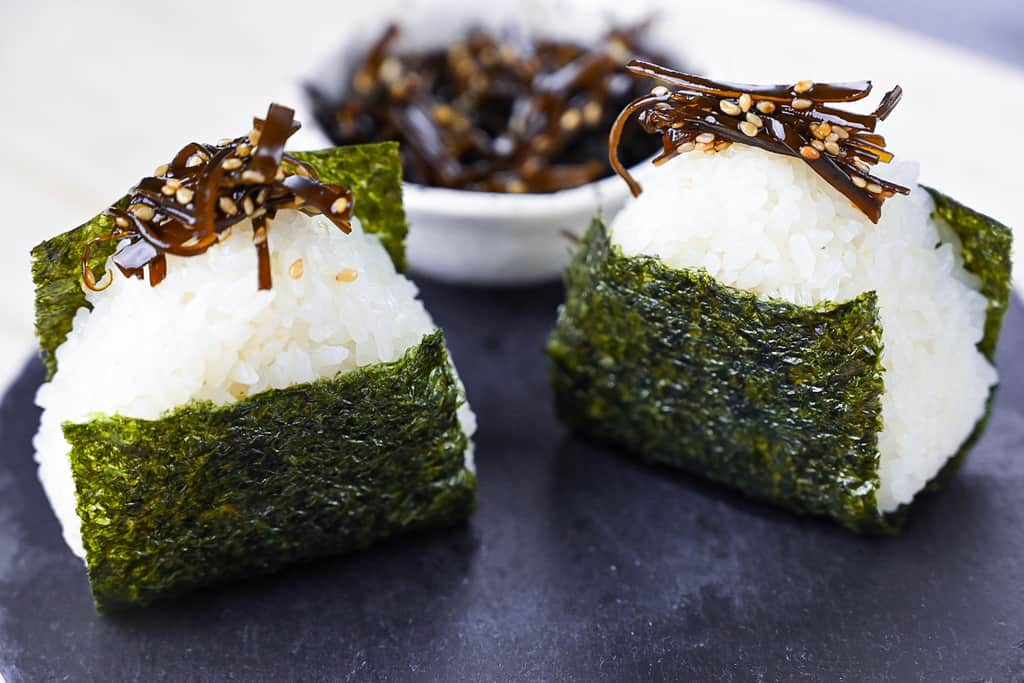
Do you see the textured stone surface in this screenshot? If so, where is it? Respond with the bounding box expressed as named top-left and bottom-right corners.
top-left (0, 279), bottom-right (1022, 681)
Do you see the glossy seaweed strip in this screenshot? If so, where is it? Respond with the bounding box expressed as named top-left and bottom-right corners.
top-left (31, 141), bottom-right (407, 381)
top-left (64, 331), bottom-right (473, 611)
top-left (548, 190), bottom-right (1011, 534)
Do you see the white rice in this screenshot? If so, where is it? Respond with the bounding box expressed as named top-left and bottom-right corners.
top-left (611, 145), bottom-right (995, 512)
top-left (33, 210), bottom-right (476, 559)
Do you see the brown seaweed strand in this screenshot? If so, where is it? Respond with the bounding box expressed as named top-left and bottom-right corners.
top-left (609, 60), bottom-right (911, 223)
top-left (83, 103), bottom-right (355, 291)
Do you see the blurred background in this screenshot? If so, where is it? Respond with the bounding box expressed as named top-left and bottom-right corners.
top-left (1, 0), bottom-right (1022, 390)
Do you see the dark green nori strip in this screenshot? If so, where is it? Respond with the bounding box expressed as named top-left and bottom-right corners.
top-left (64, 331), bottom-right (473, 611)
top-left (548, 190), bottom-right (1011, 533)
top-left (32, 141), bottom-right (408, 380)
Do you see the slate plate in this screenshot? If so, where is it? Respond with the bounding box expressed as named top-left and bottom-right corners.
top-left (1, 279), bottom-right (1023, 682)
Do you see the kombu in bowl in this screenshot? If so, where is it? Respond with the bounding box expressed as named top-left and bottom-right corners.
top-left (294, 0), bottom-right (683, 285)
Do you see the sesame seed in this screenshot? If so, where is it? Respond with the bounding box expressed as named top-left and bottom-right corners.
top-left (794, 80), bottom-right (814, 94)
top-left (241, 170), bottom-right (266, 184)
top-left (218, 196), bottom-right (238, 215)
top-left (433, 104), bottom-right (455, 125)
top-left (289, 259), bottom-right (304, 279)
top-left (129, 204), bottom-right (155, 221)
top-left (792, 98), bottom-right (813, 110)
top-left (745, 112), bottom-right (764, 128)
top-left (331, 196), bottom-right (350, 215)
top-left (677, 142), bottom-right (695, 153)
top-left (186, 155), bottom-right (203, 168)
top-left (814, 122), bottom-right (832, 139)
top-left (739, 121), bottom-right (759, 137)
top-left (696, 132), bottom-right (716, 144)
top-left (256, 189), bottom-right (268, 205)
top-left (738, 93), bottom-right (753, 112)
top-left (719, 100), bottom-right (742, 116)
top-left (799, 145), bottom-right (820, 160)
top-left (222, 158), bottom-right (243, 171)
top-left (161, 184), bottom-right (176, 196)
top-left (336, 268), bottom-right (359, 283)
top-left (353, 71), bottom-right (375, 94)
top-left (248, 129), bottom-right (261, 145)
top-left (811, 140), bottom-right (825, 151)
top-left (243, 197), bottom-right (255, 216)
top-left (826, 133), bottom-right (840, 143)
top-left (294, 164), bottom-right (312, 178)
top-left (833, 125), bottom-right (849, 139)
top-left (851, 176), bottom-right (868, 188)
top-left (379, 57), bottom-right (402, 83)
top-left (154, 164), bottom-right (169, 177)
top-left (824, 140), bottom-right (841, 155)
top-left (714, 141), bottom-right (732, 152)
top-left (651, 86), bottom-right (669, 97)
top-left (166, 178), bottom-right (183, 190)
top-left (854, 159), bottom-right (871, 172)
top-left (175, 188), bottom-right (194, 205)
top-left (560, 108), bottom-right (582, 130)
top-left (114, 216), bottom-right (130, 228)
top-left (583, 101), bottom-right (603, 125)
top-left (756, 100), bottom-right (776, 114)
top-left (236, 144), bottom-right (252, 158)
top-left (867, 182), bottom-right (883, 194)
top-left (694, 142), bottom-right (710, 152)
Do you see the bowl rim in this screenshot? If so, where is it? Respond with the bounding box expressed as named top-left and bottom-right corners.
top-left (399, 159), bottom-right (650, 218)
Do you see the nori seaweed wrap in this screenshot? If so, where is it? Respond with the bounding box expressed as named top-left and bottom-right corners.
top-left (31, 109), bottom-right (476, 610)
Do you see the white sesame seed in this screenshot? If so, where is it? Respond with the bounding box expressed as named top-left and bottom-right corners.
top-left (222, 158), bottom-right (243, 171)
top-left (560, 108), bottom-right (582, 130)
top-left (719, 100), bottom-right (742, 116)
top-left (738, 93), bottom-right (753, 112)
top-left (852, 176), bottom-right (868, 188)
top-left (792, 98), bottom-right (813, 110)
top-left (739, 121), bottom-right (759, 137)
top-left (218, 196), bottom-right (238, 215)
top-left (677, 142), bottom-right (695, 153)
top-left (241, 170), bottom-right (266, 184)
top-left (114, 216), bottom-right (130, 228)
top-left (745, 112), bottom-right (764, 128)
top-left (248, 129), bottom-right (261, 145)
top-left (651, 85), bottom-right (669, 97)
top-left (175, 188), bottom-right (194, 205)
top-left (867, 182), bottom-right (883, 194)
top-left (336, 268), bottom-right (359, 283)
top-left (833, 125), bottom-right (850, 139)
top-left (289, 259), bottom-right (304, 279)
top-left (811, 140), bottom-right (825, 151)
top-left (714, 141), bottom-right (732, 152)
top-left (331, 196), bottom-right (350, 215)
top-left (243, 197), bottom-right (255, 215)
top-left (160, 184), bottom-right (175, 196)
top-left (129, 204), bottom-right (155, 221)
top-left (236, 144), bottom-right (251, 158)
top-left (756, 100), bottom-right (776, 114)
top-left (696, 132), bottom-right (716, 144)
top-left (794, 80), bottom-right (814, 94)
top-left (186, 155), bottom-right (203, 168)
top-left (799, 145), bottom-right (820, 160)
top-left (154, 164), bottom-right (169, 177)
top-left (824, 140), bottom-right (841, 155)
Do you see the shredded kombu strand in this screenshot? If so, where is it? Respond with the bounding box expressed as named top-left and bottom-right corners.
top-left (308, 23), bottom-right (665, 193)
top-left (609, 61), bottom-right (910, 222)
top-left (82, 103), bottom-right (355, 292)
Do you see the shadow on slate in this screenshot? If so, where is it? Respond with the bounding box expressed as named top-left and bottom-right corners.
top-left (0, 277), bottom-right (1023, 682)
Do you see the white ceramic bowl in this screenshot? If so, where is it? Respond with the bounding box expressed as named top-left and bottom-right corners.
top-left (294, 0), bottom-right (677, 285)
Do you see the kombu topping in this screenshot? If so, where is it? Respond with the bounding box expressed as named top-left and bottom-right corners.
top-left (83, 104), bottom-right (355, 291)
top-left (609, 60), bottom-right (910, 222)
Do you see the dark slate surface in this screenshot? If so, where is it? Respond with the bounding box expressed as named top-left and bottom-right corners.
top-left (1, 278), bottom-right (1023, 682)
